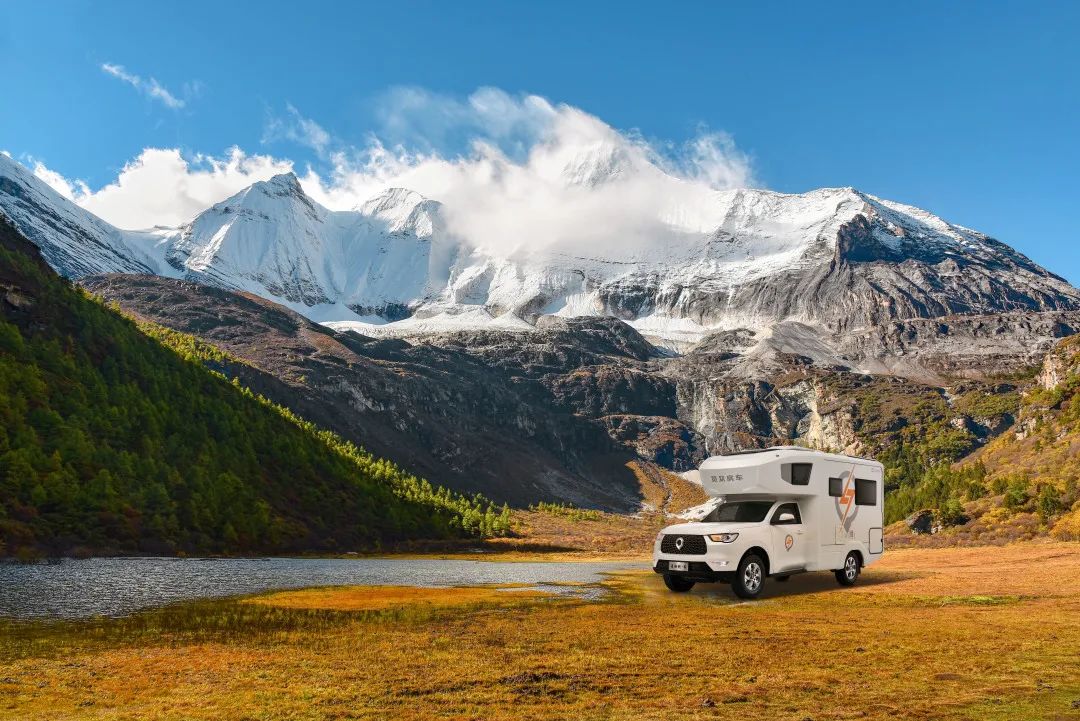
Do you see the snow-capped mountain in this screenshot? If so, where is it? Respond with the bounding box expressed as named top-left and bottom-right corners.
top-left (0, 153), bottom-right (163, 277)
top-left (2, 151), bottom-right (1078, 349)
top-left (162, 174), bottom-right (455, 318)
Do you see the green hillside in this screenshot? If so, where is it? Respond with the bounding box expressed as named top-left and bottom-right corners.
top-left (0, 218), bottom-right (508, 558)
top-left (879, 343), bottom-right (1080, 542)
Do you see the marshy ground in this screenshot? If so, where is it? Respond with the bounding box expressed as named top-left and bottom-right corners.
top-left (1, 543), bottom-right (1078, 720)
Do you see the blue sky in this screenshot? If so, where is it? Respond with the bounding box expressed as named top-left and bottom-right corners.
top-left (1, 1), bottom-right (1078, 279)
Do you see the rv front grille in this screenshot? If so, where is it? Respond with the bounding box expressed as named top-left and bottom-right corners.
top-left (660, 534), bottom-right (707, 555)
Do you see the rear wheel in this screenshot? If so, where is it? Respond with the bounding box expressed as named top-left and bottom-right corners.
top-left (663, 574), bottom-right (695, 592)
top-left (732, 553), bottom-right (766, 599)
top-left (835, 552), bottom-right (860, 586)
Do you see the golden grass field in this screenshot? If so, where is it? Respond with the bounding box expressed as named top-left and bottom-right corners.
top-left (2, 542), bottom-right (1078, 720)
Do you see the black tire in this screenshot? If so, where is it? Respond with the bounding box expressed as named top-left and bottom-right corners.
top-left (835, 552), bottom-right (860, 586)
top-left (774, 574), bottom-right (791, 582)
top-left (732, 553), bottom-right (766, 599)
top-left (663, 574), bottom-right (695, 593)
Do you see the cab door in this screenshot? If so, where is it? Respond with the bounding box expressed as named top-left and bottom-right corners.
top-left (769, 502), bottom-right (809, 572)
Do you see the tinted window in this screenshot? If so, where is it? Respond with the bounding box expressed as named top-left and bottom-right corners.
top-left (829, 477), bottom-right (843, 497)
top-left (771, 503), bottom-right (802, 524)
top-left (855, 478), bottom-right (877, 506)
top-left (703, 501), bottom-right (774, 523)
top-left (782, 463), bottom-right (812, 485)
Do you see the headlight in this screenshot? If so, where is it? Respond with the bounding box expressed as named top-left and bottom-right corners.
top-left (708, 533), bottom-right (739, 543)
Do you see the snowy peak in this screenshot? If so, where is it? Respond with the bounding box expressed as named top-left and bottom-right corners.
top-left (163, 171), bottom-right (335, 304)
top-left (832, 190), bottom-right (1061, 281)
top-left (223, 171), bottom-right (320, 218)
top-left (558, 142), bottom-right (638, 187)
top-left (357, 187), bottom-right (444, 237)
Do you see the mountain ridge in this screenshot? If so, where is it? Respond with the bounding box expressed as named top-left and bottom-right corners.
top-left (3, 152), bottom-right (1077, 353)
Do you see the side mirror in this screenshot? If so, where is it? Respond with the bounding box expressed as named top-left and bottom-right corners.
top-left (777, 512), bottom-right (796, 523)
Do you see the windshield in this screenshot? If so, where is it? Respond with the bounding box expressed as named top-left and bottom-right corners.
top-left (700, 501), bottom-right (774, 524)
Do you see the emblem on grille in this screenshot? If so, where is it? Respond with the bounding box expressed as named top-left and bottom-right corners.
top-left (675, 537), bottom-right (684, 550)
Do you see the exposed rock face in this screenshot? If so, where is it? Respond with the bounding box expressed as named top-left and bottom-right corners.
top-left (1035, 335), bottom-right (1080, 391)
top-left (836, 311), bottom-right (1080, 383)
top-left (906, 510), bottom-right (935, 534)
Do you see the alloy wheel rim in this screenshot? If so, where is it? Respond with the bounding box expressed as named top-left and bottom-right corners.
top-left (845, 556), bottom-right (858, 579)
top-left (744, 562), bottom-right (762, 592)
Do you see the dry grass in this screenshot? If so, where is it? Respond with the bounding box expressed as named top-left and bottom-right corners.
top-left (662, 469), bottom-right (710, 514)
top-left (489, 509), bottom-right (660, 557)
top-left (451, 462), bottom-right (710, 561)
top-left (246, 585), bottom-right (546, 611)
top-left (2, 543), bottom-right (1078, 721)
top-left (626, 460), bottom-right (709, 515)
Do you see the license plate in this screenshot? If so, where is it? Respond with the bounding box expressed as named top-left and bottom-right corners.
top-left (668, 561), bottom-right (689, 572)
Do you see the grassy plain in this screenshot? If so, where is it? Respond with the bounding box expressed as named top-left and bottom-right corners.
top-left (2, 543), bottom-right (1078, 720)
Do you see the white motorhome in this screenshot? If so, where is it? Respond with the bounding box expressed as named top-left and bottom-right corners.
top-left (653, 447), bottom-right (884, 598)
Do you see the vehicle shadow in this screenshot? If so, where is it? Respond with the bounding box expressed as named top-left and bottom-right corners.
top-left (683, 568), bottom-right (920, 601)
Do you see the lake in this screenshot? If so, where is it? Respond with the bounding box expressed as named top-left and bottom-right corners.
top-left (0, 556), bottom-right (639, 619)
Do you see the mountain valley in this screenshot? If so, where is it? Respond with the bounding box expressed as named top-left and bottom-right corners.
top-left (2, 150), bottom-right (1080, 541)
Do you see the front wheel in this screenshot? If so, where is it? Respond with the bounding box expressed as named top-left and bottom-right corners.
top-left (732, 553), bottom-right (766, 599)
top-left (663, 574), bottom-right (695, 592)
top-left (835, 552), bottom-right (860, 586)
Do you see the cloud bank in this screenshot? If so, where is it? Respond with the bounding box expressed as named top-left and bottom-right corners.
top-left (33, 88), bottom-right (757, 255)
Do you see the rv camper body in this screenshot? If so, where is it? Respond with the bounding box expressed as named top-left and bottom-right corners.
top-left (652, 447), bottom-right (884, 598)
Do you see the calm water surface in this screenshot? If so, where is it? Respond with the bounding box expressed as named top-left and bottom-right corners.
top-left (0, 557), bottom-right (639, 619)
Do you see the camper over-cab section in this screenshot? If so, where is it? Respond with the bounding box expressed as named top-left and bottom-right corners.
top-left (699, 446), bottom-right (883, 504)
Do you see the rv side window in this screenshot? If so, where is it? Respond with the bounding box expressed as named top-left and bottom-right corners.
top-left (855, 478), bottom-right (877, 506)
top-left (828, 477), bottom-right (843, 497)
top-left (781, 463), bottom-right (812, 486)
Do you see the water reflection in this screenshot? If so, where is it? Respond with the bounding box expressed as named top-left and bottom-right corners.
top-left (0, 557), bottom-right (638, 619)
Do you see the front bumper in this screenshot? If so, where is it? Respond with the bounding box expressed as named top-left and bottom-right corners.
top-left (652, 550), bottom-right (737, 582)
top-left (653, 559), bottom-right (735, 583)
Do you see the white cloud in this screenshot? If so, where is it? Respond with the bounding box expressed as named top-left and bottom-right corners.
top-left (30, 159), bottom-right (90, 200)
top-left (374, 87), bottom-right (559, 157)
top-left (101, 63), bottom-right (186, 110)
top-left (33, 88), bottom-right (758, 255)
top-left (47, 148), bottom-right (293, 228)
top-left (262, 104), bottom-right (332, 157)
top-left (297, 88), bottom-right (757, 256)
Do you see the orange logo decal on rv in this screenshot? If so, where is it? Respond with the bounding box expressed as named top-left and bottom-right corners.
top-left (834, 465), bottom-right (860, 532)
top-left (784, 534), bottom-right (794, 551)
top-left (840, 486), bottom-right (855, 521)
